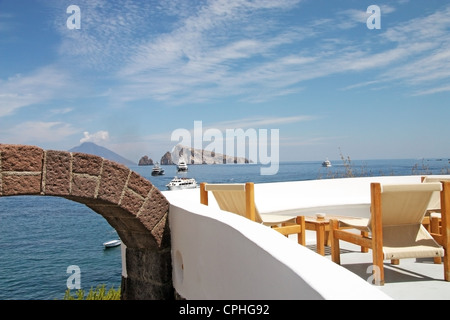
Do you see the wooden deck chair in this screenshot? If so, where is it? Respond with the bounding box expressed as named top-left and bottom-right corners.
top-left (200, 182), bottom-right (305, 245)
top-left (421, 176), bottom-right (450, 263)
top-left (329, 181), bottom-right (450, 286)
top-left (421, 176), bottom-right (450, 235)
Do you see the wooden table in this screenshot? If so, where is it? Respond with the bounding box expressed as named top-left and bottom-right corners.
top-left (304, 215), bottom-right (368, 256)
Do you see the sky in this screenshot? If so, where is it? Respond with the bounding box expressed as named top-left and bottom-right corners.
top-left (1, 0), bottom-right (449, 164)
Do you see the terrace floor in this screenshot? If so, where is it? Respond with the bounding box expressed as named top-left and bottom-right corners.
top-left (304, 239), bottom-right (450, 300)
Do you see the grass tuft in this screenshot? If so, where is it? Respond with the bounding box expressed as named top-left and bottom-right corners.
top-left (63, 284), bottom-right (121, 300)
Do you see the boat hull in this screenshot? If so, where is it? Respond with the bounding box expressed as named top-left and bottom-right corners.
top-left (322, 159), bottom-right (332, 167)
top-left (166, 184), bottom-right (198, 191)
top-left (166, 177), bottom-right (198, 190)
top-left (103, 240), bottom-right (121, 248)
top-left (177, 160), bottom-right (188, 172)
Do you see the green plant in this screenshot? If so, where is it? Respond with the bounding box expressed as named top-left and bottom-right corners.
top-left (63, 284), bottom-right (121, 300)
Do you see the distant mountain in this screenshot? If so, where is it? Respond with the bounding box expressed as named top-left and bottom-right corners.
top-left (69, 142), bottom-right (136, 167)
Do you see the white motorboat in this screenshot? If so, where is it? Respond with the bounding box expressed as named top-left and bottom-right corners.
top-left (151, 162), bottom-right (165, 176)
top-left (166, 176), bottom-right (198, 190)
top-left (103, 239), bottom-right (121, 248)
top-left (322, 158), bottom-right (332, 167)
top-left (177, 159), bottom-right (188, 172)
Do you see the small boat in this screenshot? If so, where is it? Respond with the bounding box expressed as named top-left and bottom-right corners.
top-left (177, 159), bottom-right (188, 172)
top-left (166, 176), bottom-right (198, 190)
top-left (151, 162), bottom-right (165, 176)
top-left (322, 158), bottom-right (332, 167)
top-left (103, 239), bottom-right (121, 248)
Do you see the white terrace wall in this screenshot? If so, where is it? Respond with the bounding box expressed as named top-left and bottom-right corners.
top-left (165, 196), bottom-right (388, 299)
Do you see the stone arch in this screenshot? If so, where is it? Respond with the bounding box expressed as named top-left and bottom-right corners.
top-left (0, 144), bottom-right (173, 300)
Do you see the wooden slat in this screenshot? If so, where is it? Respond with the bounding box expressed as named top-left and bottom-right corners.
top-left (296, 216), bottom-right (306, 246)
top-left (272, 224), bottom-right (301, 235)
top-left (371, 182), bottom-right (385, 285)
top-left (329, 219), bottom-right (341, 264)
top-left (422, 215), bottom-right (431, 232)
top-left (245, 182), bottom-right (256, 222)
top-left (204, 183), bottom-right (246, 191)
top-left (200, 182), bottom-right (208, 205)
top-left (431, 233), bottom-right (444, 246)
top-left (333, 229), bottom-right (372, 248)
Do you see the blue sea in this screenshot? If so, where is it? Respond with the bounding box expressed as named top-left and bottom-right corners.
top-left (1, 158), bottom-right (449, 300)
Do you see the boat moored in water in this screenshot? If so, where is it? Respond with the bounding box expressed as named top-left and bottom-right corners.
top-left (151, 162), bottom-right (165, 176)
top-left (166, 176), bottom-right (198, 190)
top-left (103, 239), bottom-right (121, 248)
top-left (322, 158), bottom-right (332, 167)
top-left (177, 159), bottom-right (188, 172)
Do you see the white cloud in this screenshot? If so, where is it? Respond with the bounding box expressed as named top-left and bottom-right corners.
top-left (44, 1), bottom-right (450, 107)
top-left (279, 136), bottom-right (338, 147)
top-left (116, 2), bottom-right (448, 105)
top-left (335, 5), bottom-right (394, 30)
top-left (413, 84), bottom-right (450, 96)
top-left (207, 115), bottom-right (315, 130)
top-left (0, 66), bottom-right (71, 117)
top-left (36, 0), bottom-right (446, 107)
top-left (334, 5), bottom-right (450, 94)
top-left (113, 0), bottom-right (305, 104)
top-left (49, 107), bottom-right (74, 115)
top-left (55, 0), bottom-right (178, 71)
top-left (380, 5), bottom-right (396, 14)
top-left (0, 12), bottom-right (14, 32)
top-left (2, 121), bottom-right (79, 144)
top-left (80, 131), bottom-right (110, 144)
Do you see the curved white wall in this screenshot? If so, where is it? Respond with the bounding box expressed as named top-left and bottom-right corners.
top-left (167, 199), bottom-right (389, 299)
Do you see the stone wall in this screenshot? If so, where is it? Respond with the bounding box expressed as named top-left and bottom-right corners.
top-left (0, 144), bottom-right (173, 300)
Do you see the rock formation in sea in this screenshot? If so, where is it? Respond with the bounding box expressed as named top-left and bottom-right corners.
top-left (138, 155), bottom-right (154, 166)
top-left (160, 151), bottom-right (174, 165)
top-left (170, 144), bottom-right (252, 165)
